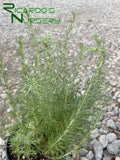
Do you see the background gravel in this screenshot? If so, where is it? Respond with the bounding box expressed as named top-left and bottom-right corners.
top-left (0, 0), bottom-right (120, 160)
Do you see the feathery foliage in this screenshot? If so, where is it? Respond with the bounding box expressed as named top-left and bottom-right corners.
top-left (0, 11), bottom-right (110, 160)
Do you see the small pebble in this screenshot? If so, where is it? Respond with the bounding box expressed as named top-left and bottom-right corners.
top-left (86, 151), bottom-right (94, 160)
top-left (99, 135), bottom-right (108, 148)
top-left (107, 140), bottom-right (119, 154)
top-left (103, 156), bottom-right (111, 160)
top-left (107, 119), bottom-right (116, 129)
top-left (114, 106), bottom-right (119, 115)
top-left (99, 125), bottom-right (109, 134)
top-left (2, 151), bottom-right (6, 159)
top-left (7, 107), bottom-right (13, 113)
top-left (80, 157), bottom-right (89, 160)
top-left (114, 140), bottom-right (120, 148)
top-left (0, 93), bottom-right (7, 99)
top-left (0, 138), bottom-right (5, 146)
top-left (106, 133), bottom-right (117, 143)
top-left (93, 141), bottom-right (103, 160)
top-left (90, 128), bottom-right (99, 139)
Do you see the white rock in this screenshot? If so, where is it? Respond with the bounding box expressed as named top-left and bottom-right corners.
top-left (81, 90), bottom-right (85, 95)
top-left (103, 156), bottom-right (111, 160)
top-left (107, 140), bottom-right (119, 155)
top-left (117, 98), bottom-right (120, 103)
top-left (99, 125), bottom-right (109, 134)
top-left (80, 157), bottom-right (89, 160)
top-left (114, 91), bottom-right (120, 98)
top-left (107, 119), bottom-right (116, 129)
top-left (114, 140), bottom-right (120, 148)
top-left (114, 106), bottom-right (119, 115)
top-left (107, 106), bottom-right (113, 112)
top-left (106, 133), bottom-right (117, 143)
top-left (0, 149), bottom-right (2, 157)
top-left (99, 135), bottom-right (108, 148)
top-left (86, 151), bottom-right (94, 160)
top-left (102, 118), bottom-right (108, 125)
top-left (2, 151), bottom-right (6, 159)
top-left (0, 93), bottom-right (7, 99)
top-left (89, 139), bottom-right (98, 150)
top-left (77, 92), bottom-right (81, 97)
top-left (106, 111), bottom-right (114, 116)
top-left (110, 80), bottom-right (117, 86)
top-left (0, 138), bottom-right (5, 146)
top-left (7, 107), bottom-right (13, 113)
top-left (90, 128), bottom-right (99, 139)
top-left (93, 141), bottom-right (103, 160)
top-left (68, 62), bottom-right (73, 67)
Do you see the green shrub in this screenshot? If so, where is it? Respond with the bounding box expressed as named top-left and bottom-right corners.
top-left (0, 11), bottom-right (110, 159)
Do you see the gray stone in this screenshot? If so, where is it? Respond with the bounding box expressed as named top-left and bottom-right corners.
top-left (77, 92), bottom-right (81, 97)
top-left (0, 138), bottom-right (5, 146)
top-left (117, 98), bottom-right (120, 103)
top-left (114, 106), bottom-right (119, 115)
top-left (110, 80), bottom-right (117, 86)
top-left (107, 119), bottom-right (116, 129)
top-left (115, 121), bottom-right (120, 130)
top-left (103, 156), bottom-right (111, 160)
top-left (99, 125), bottom-right (109, 134)
top-left (116, 157), bottom-right (120, 160)
top-left (90, 128), bottom-right (99, 139)
top-left (106, 112), bottom-right (114, 116)
top-left (88, 139), bottom-right (98, 150)
top-left (2, 151), bottom-right (6, 159)
top-left (80, 157), bottom-right (88, 160)
top-left (114, 140), bottom-right (120, 148)
top-left (107, 140), bottom-right (119, 154)
top-left (79, 149), bottom-right (88, 156)
top-left (102, 118), bottom-right (109, 125)
top-left (99, 135), bottom-right (108, 148)
top-left (97, 122), bottom-right (102, 128)
top-left (0, 93), bottom-right (7, 99)
top-left (112, 116), bottom-right (119, 120)
top-left (93, 141), bottom-right (103, 160)
top-left (86, 151), bottom-right (94, 160)
top-left (106, 133), bottom-right (117, 143)
top-left (107, 106), bottom-right (113, 112)
top-left (99, 115), bottom-right (105, 121)
top-left (0, 149), bottom-right (2, 154)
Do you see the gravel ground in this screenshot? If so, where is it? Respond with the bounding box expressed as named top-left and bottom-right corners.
top-left (0, 0), bottom-right (120, 160)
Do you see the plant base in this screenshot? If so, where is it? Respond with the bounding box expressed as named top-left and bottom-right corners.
top-left (6, 137), bottom-right (49, 160)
